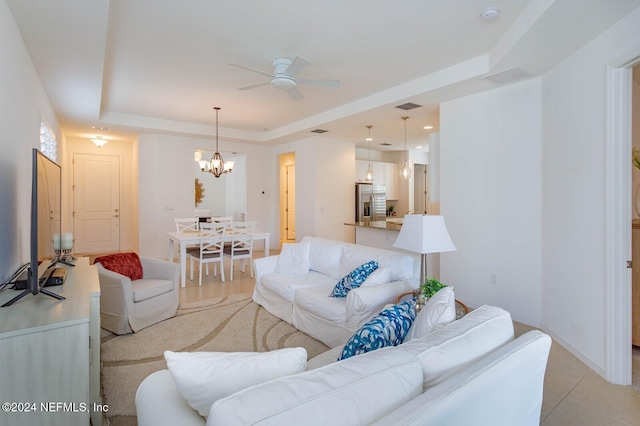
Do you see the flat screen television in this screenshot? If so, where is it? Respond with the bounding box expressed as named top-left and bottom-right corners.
top-left (2, 149), bottom-right (65, 307)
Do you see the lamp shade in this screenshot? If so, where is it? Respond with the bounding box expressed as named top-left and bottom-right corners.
top-left (393, 214), bottom-right (456, 254)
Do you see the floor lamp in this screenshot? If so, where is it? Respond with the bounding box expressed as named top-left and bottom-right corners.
top-left (393, 214), bottom-right (456, 288)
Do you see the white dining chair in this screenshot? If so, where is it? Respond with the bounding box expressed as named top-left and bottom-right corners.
top-left (211, 216), bottom-right (233, 223)
top-left (174, 217), bottom-right (199, 233)
top-left (187, 221), bottom-right (229, 286)
top-left (223, 221), bottom-right (256, 281)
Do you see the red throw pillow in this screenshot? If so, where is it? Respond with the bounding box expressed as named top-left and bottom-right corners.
top-left (94, 252), bottom-right (143, 281)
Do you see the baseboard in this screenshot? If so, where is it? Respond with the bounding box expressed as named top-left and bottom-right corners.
top-left (540, 321), bottom-right (606, 379)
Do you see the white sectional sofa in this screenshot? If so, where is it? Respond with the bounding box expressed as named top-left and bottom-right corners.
top-left (252, 236), bottom-right (418, 347)
top-left (136, 305), bottom-right (553, 426)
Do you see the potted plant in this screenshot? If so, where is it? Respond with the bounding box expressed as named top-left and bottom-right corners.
top-left (421, 277), bottom-right (448, 299)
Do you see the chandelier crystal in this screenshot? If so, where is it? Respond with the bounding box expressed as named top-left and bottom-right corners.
top-left (198, 107), bottom-right (234, 178)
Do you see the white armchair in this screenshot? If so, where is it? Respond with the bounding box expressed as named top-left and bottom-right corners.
top-left (95, 252), bottom-right (179, 335)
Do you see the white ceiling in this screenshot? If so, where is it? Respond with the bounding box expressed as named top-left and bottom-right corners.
top-left (7, 0), bottom-right (640, 151)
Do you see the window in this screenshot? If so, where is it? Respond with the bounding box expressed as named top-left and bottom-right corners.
top-left (40, 120), bottom-right (57, 162)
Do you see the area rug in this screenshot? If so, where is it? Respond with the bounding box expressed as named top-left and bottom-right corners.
top-left (100, 293), bottom-right (330, 425)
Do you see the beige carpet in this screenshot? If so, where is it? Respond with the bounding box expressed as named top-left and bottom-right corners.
top-left (100, 293), bottom-right (330, 425)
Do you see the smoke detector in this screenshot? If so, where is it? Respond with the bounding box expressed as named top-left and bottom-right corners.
top-left (480, 7), bottom-right (500, 22)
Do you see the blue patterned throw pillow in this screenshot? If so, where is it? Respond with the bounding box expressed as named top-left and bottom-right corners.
top-left (329, 260), bottom-right (379, 298)
top-left (338, 300), bottom-right (417, 361)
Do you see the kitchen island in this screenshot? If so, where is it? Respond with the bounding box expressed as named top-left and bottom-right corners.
top-left (344, 220), bottom-right (403, 251)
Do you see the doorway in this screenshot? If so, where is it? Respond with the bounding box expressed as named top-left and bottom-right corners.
top-left (279, 152), bottom-right (296, 243)
top-left (413, 163), bottom-right (429, 214)
top-left (73, 153), bottom-right (121, 254)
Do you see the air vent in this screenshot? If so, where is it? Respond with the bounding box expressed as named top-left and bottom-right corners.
top-left (380, 142), bottom-right (392, 146)
top-left (311, 129), bottom-right (328, 134)
top-left (481, 67), bottom-right (531, 86)
top-left (395, 102), bottom-right (421, 111)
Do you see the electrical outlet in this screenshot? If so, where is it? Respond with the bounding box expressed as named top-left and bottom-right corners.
top-left (490, 273), bottom-right (497, 284)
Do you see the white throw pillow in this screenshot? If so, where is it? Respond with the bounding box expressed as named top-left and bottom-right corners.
top-left (361, 267), bottom-right (393, 287)
top-left (401, 305), bottom-right (514, 389)
top-left (275, 240), bottom-right (310, 275)
top-left (164, 347), bottom-right (307, 417)
top-left (406, 287), bottom-right (455, 341)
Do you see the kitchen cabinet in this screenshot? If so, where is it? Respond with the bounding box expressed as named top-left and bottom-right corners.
top-left (385, 163), bottom-right (398, 200)
top-left (356, 160), bottom-right (398, 199)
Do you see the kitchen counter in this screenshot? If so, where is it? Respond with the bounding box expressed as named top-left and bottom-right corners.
top-left (344, 220), bottom-right (403, 231)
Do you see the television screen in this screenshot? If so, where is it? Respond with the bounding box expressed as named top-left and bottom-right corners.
top-left (32, 148), bottom-right (62, 294)
top-left (1, 149), bottom-right (64, 307)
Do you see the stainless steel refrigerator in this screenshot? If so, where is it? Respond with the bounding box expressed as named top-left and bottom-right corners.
top-left (355, 183), bottom-right (386, 222)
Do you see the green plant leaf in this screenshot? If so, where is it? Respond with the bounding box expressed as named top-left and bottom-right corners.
top-left (420, 277), bottom-right (447, 298)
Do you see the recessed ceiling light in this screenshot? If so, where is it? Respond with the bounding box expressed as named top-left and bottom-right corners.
top-left (423, 125), bottom-right (433, 130)
top-left (92, 126), bottom-right (110, 131)
top-left (416, 146), bottom-right (423, 149)
top-left (480, 7), bottom-right (500, 22)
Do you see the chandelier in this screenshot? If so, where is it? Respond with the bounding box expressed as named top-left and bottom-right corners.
top-left (197, 107), bottom-right (234, 178)
top-left (365, 125), bottom-right (374, 182)
top-left (400, 116), bottom-right (412, 179)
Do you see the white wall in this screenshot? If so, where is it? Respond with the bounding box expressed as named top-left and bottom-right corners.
top-left (275, 137), bottom-right (356, 243)
top-left (541, 7), bottom-right (640, 375)
top-left (0, 0), bottom-right (62, 281)
top-left (138, 134), bottom-right (274, 258)
top-left (633, 66), bottom-right (640, 218)
top-left (440, 77), bottom-right (543, 326)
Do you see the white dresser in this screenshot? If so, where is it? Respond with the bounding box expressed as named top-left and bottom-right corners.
top-left (0, 258), bottom-right (101, 426)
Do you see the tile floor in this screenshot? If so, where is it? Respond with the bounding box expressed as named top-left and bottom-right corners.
top-left (174, 251), bottom-right (640, 425)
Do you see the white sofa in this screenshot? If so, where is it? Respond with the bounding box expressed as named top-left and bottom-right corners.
top-left (135, 305), bottom-right (553, 426)
top-left (252, 236), bottom-right (418, 347)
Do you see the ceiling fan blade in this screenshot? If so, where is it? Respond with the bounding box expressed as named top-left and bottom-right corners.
top-left (286, 87), bottom-right (303, 100)
top-left (285, 56), bottom-right (311, 77)
top-left (238, 82), bottom-right (270, 91)
top-left (228, 63), bottom-right (273, 78)
top-left (297, 78), bottom-right (341, 88)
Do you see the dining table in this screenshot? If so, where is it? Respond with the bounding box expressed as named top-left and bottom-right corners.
top-left (167, 229), bottom-right (271, 287)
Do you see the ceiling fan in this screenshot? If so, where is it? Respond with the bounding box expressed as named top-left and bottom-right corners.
top-left (229, 56), bottom-right (340, 100)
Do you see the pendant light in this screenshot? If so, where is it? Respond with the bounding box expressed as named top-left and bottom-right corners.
top-left (198, 107), bottom-right (234, 178)
top-left (365, 125), bottom-right (374, 182)
top-left (400, 116), bottom-right (412, 179)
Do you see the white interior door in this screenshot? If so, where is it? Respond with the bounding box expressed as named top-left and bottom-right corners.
top-left (73, 153), bottom-right (120, 253)
top-left (414, 164), bottom-right (429, 214)
top-left (286, 165), bottom-right (296, 240)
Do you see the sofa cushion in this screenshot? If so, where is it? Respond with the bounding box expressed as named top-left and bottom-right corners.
top-left (304, 237), bottom-right (344, 279)
top-left (207, 346), bottom-right (423, 426)
top-left (400, 305), bottom-right (514, 389)
top-left (261, 271), bottom-right (335, 303)
top-left (361, 266), bottom-right (393, 287)
top-left (95, 252), bottom-right (143, 281)
top-left (338, 300), bottom-right (416, 360)
top-left (294, 284), bottom-right (347, 326)
top-left (340, 245), bottom-right (414, 282)
top-left (330, 260), bottom-right (378, 297)
top-left (131, 279), bottom-right (174, 302)
top-left (275, 240), bottom-right (310, 275)
top-left (164, 347), bottom-right (307, 417)
top-left (406, 287), bottom-right (456, 340)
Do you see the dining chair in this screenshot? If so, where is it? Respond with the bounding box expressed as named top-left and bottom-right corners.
top-left (223, 221), bottom-right (256, 281)
top-left (174, 217), bottom-right (199, 232)
top-left (187, 221), bottom-right (229, 286)
top-left (211, 216), bottom-right (233, 223)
